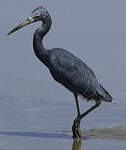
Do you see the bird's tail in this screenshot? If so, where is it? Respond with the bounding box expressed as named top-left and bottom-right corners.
top-left (97, 84), bottom-right (113, 102)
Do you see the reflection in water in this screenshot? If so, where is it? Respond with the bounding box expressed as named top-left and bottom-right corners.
top-left (72, 140), bottom-right (82, 150)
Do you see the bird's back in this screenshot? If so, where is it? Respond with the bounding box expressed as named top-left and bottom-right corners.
top-left (46, 48), bottom-right (112, 102)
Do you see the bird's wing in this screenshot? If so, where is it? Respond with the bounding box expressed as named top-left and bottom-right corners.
top-left (48, 49), bottom-right (99, 97)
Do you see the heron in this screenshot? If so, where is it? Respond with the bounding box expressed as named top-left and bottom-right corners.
top-left (7, 6), bottom-right (113, 140)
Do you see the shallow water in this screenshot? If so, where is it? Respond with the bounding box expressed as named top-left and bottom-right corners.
top-left (0, 86), bottom-right (126, 150)
top-left (1, 0), bottom-right (126, 149)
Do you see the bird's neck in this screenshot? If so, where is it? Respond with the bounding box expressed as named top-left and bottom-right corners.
top-left (33, 15), bottom-right (52, 65)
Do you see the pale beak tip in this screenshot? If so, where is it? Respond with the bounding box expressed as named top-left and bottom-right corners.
top-left (7, 31), bottom-right (13, 36)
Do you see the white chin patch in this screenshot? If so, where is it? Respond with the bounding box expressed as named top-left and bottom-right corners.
top-left (28, 17), bottom-right (34, 21)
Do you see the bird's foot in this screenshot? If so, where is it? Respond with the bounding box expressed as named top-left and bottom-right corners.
top-left (72, 118), bottom-right (82, 140)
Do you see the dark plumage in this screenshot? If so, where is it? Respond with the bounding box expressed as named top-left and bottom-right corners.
top-left (8, 6), bottom-right (113, 139)
top-left (48, 48), bottom-right (112, 102)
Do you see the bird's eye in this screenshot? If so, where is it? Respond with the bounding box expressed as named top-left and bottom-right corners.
top-left (33, 14), bottom-right (40, 19)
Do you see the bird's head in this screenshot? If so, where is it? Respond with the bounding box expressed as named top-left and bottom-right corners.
top-left (7, 6), bottom-right (50, 35)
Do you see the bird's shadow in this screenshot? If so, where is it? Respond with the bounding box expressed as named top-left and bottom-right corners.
top-left (0, 131), bottom-right (84, 150)
top-left (0, 131), bottom-right (86, 140)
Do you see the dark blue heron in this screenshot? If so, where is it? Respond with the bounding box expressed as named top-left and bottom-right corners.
top-left (7, 6), bottom-right (113, 139)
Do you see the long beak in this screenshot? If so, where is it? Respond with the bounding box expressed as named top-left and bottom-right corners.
top-left (7, 17), bottom-right (34, 36)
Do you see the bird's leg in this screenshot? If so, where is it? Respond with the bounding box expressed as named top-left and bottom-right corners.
top-left (79, 100), bottom-right (101, 120)
top-left (74, 94), bottom-right (80, 117)
top-left (72, 95), bottom-right (81, 139)
top-left (72, 117), bottom-right (81, 139)
top-left (72, 97), bottom-right (101, 140)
